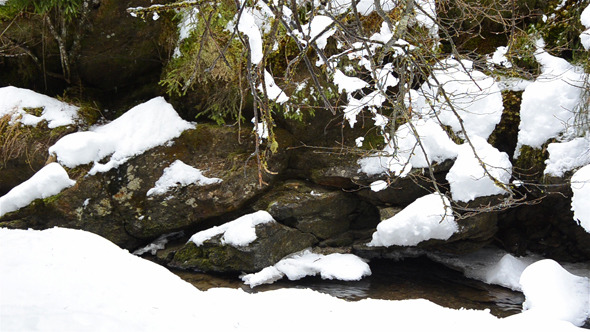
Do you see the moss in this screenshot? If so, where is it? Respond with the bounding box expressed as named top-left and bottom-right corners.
top-left (513, 145), bottom-right (549, 181)
top-left (489, 91), bottom-right (522, 158)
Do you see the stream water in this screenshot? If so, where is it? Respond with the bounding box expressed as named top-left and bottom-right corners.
top-left (173, 256), bottom-right (525, 318)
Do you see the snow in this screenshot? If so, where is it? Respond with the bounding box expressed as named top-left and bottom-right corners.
top-left (370, 179), bottom-right (388, 192)
top-left (133, 231), bottom-right (184, 256)
top-left (0, 163), bottom-right (75, 217)
top-left (544, 137), bottom-right (590, 177)
top-left (0, 86), bottom-right (79, 128)
top-left (251, 116), bottom-right (269, 139)
top-left (414, 0), bottom-right (438, 38)
top-left (514, 40), bottom-right (587, 157)
top-left (241, 249), bottom-right (371, 287)
top-left (484, 253), bottom-right (530, 290)
top-left (359, 117), bottom-right (459, 176)
top-left (235, 11), bottom-right (263, 65)
top-left (446, 136), bottom-right (512, 202)
top-left (334, 69), bottom-right (369, 94)
top-left (489, 46), bottom-right (512, 68)
top-left (49, 97), bottom-right (194, 175)
top-left (146, 160), bottom-right (222, 196)
top-left (421, 58), bottom-right (504, 140)
top-left (368, 193), bottom-right (457, 247)
top-left (189, 211), bottom-right (275, 247)
top-left (259, 70), bottom-right (289, 104)
top-left (1, 227), bottom-right (588, 331)
top-left (520, 259), bottom-right (590, 327)
top-left (571, 164), bottom-right (590, 233)
top-left (324, 0), bottom-right (397, 16)
top-left (581, 4), bottom-right (590, 50)
top-left (294, 15), bottom-right (335, 50)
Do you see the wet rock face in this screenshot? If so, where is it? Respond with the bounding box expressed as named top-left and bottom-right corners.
top-left (170, 222), bottom-right (317, 273)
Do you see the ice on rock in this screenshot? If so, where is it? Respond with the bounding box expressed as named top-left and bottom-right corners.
top-left (520, 259), bottom-right (590, 327)
top-left (484, 254), bottom-right (529, 291)
top-left (368, 193), bottom-right (457, 247)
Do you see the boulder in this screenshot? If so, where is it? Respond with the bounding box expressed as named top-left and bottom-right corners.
top-left (170, 221), bottom-right (317, 273)
top-left (0, 124), bottom-right (292, 249)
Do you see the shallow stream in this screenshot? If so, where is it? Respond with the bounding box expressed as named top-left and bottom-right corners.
top-left (173, 256), bottom-right (525, 318)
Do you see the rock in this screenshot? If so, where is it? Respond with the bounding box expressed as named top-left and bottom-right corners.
top-left (353, 195), bottom-right (502, 257)
top-left (497, 179), bottom-right (590, 261)
top-left (0, 124), bottom-right (292, 249)
top-left (253, 180), bottom-right (378, 240)
top-left (170, 221), bottom-right (317, 273)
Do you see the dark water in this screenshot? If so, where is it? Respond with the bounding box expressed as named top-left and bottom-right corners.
top-left (173, 256), bottom-right (525, 318)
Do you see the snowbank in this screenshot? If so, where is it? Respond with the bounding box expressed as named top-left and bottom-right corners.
top-left (189, 211), bottom-right (275, 247)
top-left (368, 193), bottom-right (457, 247)
top-left (520, 259), bottom-right (590, 327)
top-left (446, 136), bottom-right (512, 202)
top-left (49, 97), bottom-right (194, 174)
top-left (0, 163), bottom-right (75, 217)
top-left (571, 164), bottom-right (590, 233)
top-left (1, 227), bottom-right (587, 332)
top-left (0, 86), bottom-right (79, 128)
top-left (147, 160), bottom-right (222, 196)
top-left (515, 40), bottom-right (586, 157)
top-left (241, 249), bottom-right (371, 288)
top-left (0, 227), bottom-right (204, 331)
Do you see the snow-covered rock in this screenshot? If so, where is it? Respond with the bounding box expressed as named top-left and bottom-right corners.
top-left (515, 40), bottom-right (587, 157)
top-left (0, 163), bottom-right (75, 217)
top-left (368, 193), bottom-right (457, 247)
top-left (446, 136), bottom-right (512, 203)
top-left (172, 212), bottom-right (317, 273)
top-left (49, 97), bottom-right (194, 174)
top-left (0, 86), bottom-right (79, 128)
